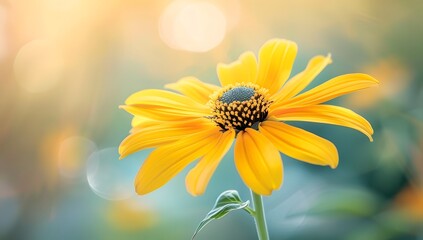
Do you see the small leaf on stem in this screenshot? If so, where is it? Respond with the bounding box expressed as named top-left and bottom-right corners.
top-left (192, 190), bottom-right (254, 239)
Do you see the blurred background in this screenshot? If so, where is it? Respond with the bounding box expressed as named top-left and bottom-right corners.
top-left (1, 0), bottom-right (423, 239)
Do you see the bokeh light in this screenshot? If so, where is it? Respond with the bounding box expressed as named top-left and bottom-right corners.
top-left (394, 185), bottom-right (423, 220)
top-left (159, 0), bottom-right (227, 52)
top-left (106, 198), bottom-right (158, 231)
top-left (14, 39), bottom-right (65, 93)
top-left (58, 136), bottom-right (97, 179)
top-left (86, 147), bottom-right (140, 201)
top-left (347, 58), bottom-right (412, 109)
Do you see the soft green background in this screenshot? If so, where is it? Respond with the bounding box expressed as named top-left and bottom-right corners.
top-left (1, 0), bottom-right (423, 239)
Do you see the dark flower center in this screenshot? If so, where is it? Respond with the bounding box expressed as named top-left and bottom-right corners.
top-left (209, 84), bottom-right (272, 132)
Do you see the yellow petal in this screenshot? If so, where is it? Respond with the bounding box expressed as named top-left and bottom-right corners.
top-left (135, 126), bottom-right (222, 195)
top-left (122, 89), bottom-right (210, 121)
top-left (271, 105), bottom-right (374, 141)
top-left (131, 116), bottom-right (156, 128)
top-left (165, 76), bottom-right (219, 104)
top-left (130, 118), bottom-right (175, 133)
top-left (256, 39), bottom-right (297, 95)
top-left (272, 54), bottom-right (332, 102)
top-left (260, 121), bottom-right (338, 168)
top-left (217, 52), bottom-right (258, 86)
top-left (124, 89), bottom-right (208, 111)
top-left (121, 105), bottom-right (207, 121)
top-left (274, 73), bottom-right (379, 108)
top-left (234, 128), bottom-right (283, 195)
top-left (119, 118), bottom-right (214, 159)
top-left (185, 129), bottom-right (235, 196)
top-left (131, 116), bottom-right (146, 128)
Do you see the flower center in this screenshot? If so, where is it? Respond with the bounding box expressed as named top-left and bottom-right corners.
top-left (208, 83), bottom-right (272, 132)
top-left (220, 87), bottom-right (255, 104)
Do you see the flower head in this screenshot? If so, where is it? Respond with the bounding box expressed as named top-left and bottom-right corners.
top-left (119, 39), bottom-right (378, 196)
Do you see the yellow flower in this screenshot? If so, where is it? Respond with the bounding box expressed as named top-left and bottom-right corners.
top-left (119, 39), bottom-right (378, 196)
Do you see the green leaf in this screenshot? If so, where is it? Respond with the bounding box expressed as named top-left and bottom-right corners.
top-left (192, 190), bottom-right (253, 239)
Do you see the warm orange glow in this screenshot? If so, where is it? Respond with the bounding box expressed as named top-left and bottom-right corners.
top-left (394, 186), bottom-right (423, 220)
top-left (106, 199), bottom-right (157, 230)
top-left (347, 58), bottom-right (412, 109)
top-left (58, 136), bottom-right (97, 179)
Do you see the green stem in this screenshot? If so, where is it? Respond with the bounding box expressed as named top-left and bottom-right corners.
top-left (250, 190), bottom-right (269, 240)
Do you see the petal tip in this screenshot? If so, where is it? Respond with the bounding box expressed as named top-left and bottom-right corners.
top-left (185, 177), bottom-right (204, 197)
top-left (260, 188), bottom-right (274, 196)
top-left (186, 188), bottom-right (202, 197)
top-left (163, 83), bottom-right (175, 89)
top-left (217, 62), bottom-right (232, 70)
top-left (240, 51), bottom-right (256, 59)
top-left (330, 147), bottom-right (339, 169)
top-left (118, 144), bottom-right (126, 159)
top-left (190, 192), bottom-right (201, 197)
top-left (326, 53), bottom-right (333, 64)
top-left (370, 76), bottom-right (380, 85)
top-left (366, 128), bottom-right (375, 142)
top-left (262, 38), bottom-right (298, 49)
top-left (362, 73), bottom-right (380, 85)
top-left (330, 161), bottom-right (339, 169)
top-left (135, 181), bottom-right (150, 196)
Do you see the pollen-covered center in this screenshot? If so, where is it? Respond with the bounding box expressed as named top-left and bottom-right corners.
top-left (220, 87), bottom-right (255, 104)
top-left (208, 83), bottom-right (272, 131)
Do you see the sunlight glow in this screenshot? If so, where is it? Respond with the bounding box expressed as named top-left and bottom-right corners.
top-left (159, 1), bottom-right (227, 52)
top-left (0, 6), bottom-right (8, 60)
top-left (14, 39), bottom-right (65, 93)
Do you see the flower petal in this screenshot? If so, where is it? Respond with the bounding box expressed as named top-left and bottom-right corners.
top-left (135, 126), bottom-right (222, 195)
top-left (217, 51), bottom-right (258, 86)
top-left (185, 129), bottom-right (235, 196)
top-left (121, 89), bottom-right (211, 121)
top-left (124, 88), bottom-right (208, 111)
top-left (274, 73), bottom-right (379, 108)
top-left (119, 118), bottom-right (214, 159)
top-left (165, 76), bottom-right (219, 104)
top-left (121, 105), bottom-right (207, 121)
top-left (256, 39), bottom-right (297, 95)
top-left (131, 116), bottom-right (148, 128)
top-left (271, 105), bottom-right (374, 141)
top-left (234, 128), bottom-right (283, 195)
top-left (272, 54), bottom-right (332, 102)
top-left (260, 121), bottom-right (338, 168)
